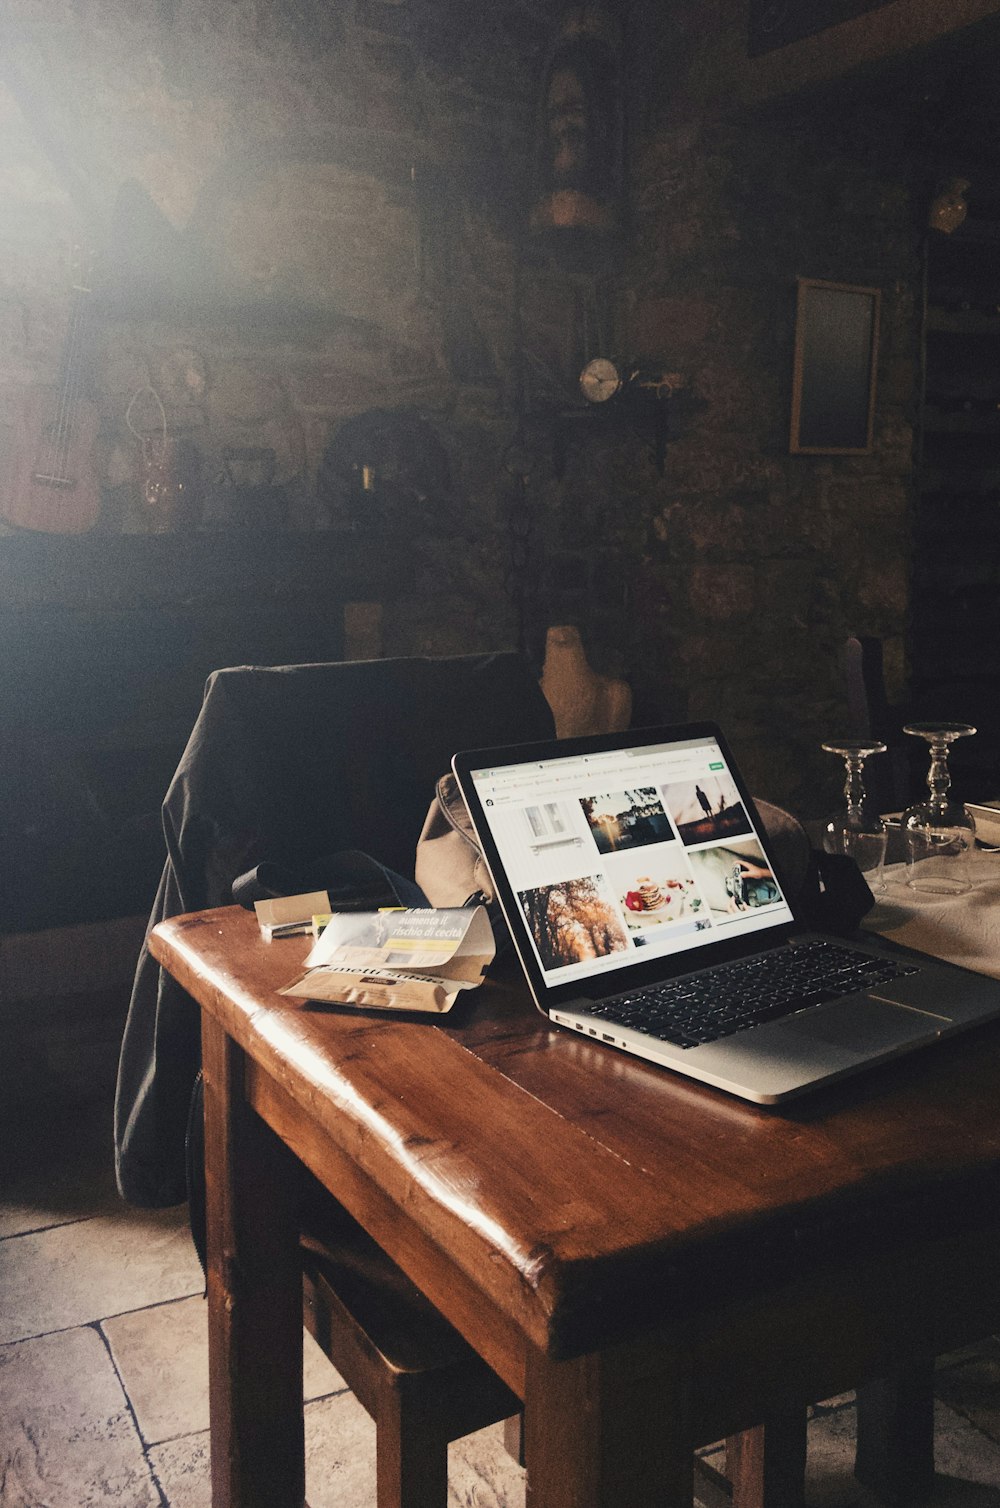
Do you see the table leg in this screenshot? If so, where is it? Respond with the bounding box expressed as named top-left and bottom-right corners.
top-left (725, 1413), bottom-right (808, 1508)
top-left (855, 1362), bottom-right (936, 1506)
top-left (202, 1014), bottom-right (306, 1508)
top-left (523, 1346), bottom-right (693, 1508)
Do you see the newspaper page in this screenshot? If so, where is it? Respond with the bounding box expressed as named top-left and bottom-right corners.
top-left (279, 907), bottom-right (495, 1014)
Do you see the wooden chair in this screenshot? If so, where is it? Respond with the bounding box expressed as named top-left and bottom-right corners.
top-left (186, 1068), bottom-right (521, 1508)
top-left (844, 634), bottom-right (914, 812)
top-left (299, 1190), bottom-right (520, 1508)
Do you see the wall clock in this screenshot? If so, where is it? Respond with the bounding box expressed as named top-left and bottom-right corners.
top-left (579, 356), bottom-right (623, 403)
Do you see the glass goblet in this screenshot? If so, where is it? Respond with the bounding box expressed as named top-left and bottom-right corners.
top-left (902, 722), bottom-right (977, 895)
top-left (821, 739), bottom-right (888, 893)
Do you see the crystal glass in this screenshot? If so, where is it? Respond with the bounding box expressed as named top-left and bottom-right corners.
top-left (902, 722), bottom-right (977, 895)
top-left (821, 739), bottom-right (888, 892)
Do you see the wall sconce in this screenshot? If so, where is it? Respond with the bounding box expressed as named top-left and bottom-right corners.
top-left (928, 178), bottom-right (971, 235)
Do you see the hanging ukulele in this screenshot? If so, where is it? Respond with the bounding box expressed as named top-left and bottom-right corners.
top-left (2, 244), bottom-right (100, 533)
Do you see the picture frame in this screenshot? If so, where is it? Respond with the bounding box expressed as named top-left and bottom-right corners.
top-left (789, 277), bottom-right (880, 455)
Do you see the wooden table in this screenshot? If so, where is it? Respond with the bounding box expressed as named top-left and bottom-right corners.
top-left (151, 906), bottom-right (1000, 1508)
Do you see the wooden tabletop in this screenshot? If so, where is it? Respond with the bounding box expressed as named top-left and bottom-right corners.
top-left (152, 905), bottom-right (1000, 1369)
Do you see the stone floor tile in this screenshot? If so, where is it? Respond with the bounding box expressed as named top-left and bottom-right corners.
top-left (102, 1296), bottom-right (213, 1448)
top-left (940, 1338), bottom-right (1000, 1372)
top-left (303, 1326), bottom-right (346, 1399)
top-left (0, 1325), bottom-right (161, 1506)
top-left (0, 1097), bottom-right (121, 1239)
top-left (104, 1292), bottom-right (345, 1445)
top-left (806, 1397), bottom-right (1000, 1507)
top-left (150, 1393), bottom-right (373, 1508)
top-left (932, 1399), bottom-right (1000, 1502)
top-left (937, 1344), bottom-right (1000, 1444)
top-left (813, 1390), bottom-right (856, 1413)
top-left (304, 1393), bottom-right (376, 1508)
top-left (450, 1421), bottom-right (525, 1507)
top-left (807, 1400), bottom-right (900, 1508)
top-left (0, 1205), bottom-right (203, 1345)
top-left (146, 1428), bottom-right (210, 1508)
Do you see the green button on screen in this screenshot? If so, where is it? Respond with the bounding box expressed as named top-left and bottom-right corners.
top-left (709, 761), bottom-right (724, 770)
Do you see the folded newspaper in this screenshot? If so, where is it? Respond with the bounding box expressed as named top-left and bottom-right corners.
top-left (279, 907), bottom-right (495, 1014)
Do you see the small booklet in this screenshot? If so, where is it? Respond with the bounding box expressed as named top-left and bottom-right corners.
top-left (279, 906), bottom-right (495, 1014)
top-left (255, 890), bottom-right (331, 939)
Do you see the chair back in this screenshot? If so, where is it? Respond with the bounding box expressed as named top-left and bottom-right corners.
top-left (167, 652), bottom-right (556, 895)
top-left (844, 635), bottom-right (910, 812)
top-left (116, 651), bottom-right (554, 1207)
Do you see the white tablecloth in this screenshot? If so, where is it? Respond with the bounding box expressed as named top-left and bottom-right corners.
top-left (865, 850), bottom-right (1000, 978)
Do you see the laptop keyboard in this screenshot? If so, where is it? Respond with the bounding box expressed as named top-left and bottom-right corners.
top-left (587, 940), bottom-right (921, 1050)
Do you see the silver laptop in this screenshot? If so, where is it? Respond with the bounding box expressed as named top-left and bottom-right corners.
top-left (452, 721), bottom-right (1000, 1104)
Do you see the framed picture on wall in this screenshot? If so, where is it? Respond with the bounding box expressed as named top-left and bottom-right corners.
top-left (789, 277), bottom-right (880, 455)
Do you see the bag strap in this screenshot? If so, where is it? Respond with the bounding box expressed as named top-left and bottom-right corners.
top-left (433, 773), bottom-right (483, 854)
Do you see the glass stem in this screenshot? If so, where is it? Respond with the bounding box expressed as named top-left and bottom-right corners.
top-left (927, 740), bottom-right (951, 809)
top-left (844, 755), bottom-right (866, 816)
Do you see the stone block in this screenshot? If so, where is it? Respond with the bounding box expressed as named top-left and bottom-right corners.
top-left (0, 1206), bottom-right (203, 1346)
top-left (103, 1294), bottom-right (343, 1446)
top-left (688, 563), bottom-right (756, 620)
top-left (856, 558), bottom-right (909, 619)
top-left (630, 295), bottom-right (714, 358)
top-left (0, 1328), bottom-right (159, 1506)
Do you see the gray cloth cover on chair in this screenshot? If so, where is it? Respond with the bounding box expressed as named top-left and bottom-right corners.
top-left (114, 652), bottom-right (555, 1208)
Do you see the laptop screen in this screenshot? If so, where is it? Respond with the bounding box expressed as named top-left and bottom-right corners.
top-left (462, 729), bottom-right (795, 994)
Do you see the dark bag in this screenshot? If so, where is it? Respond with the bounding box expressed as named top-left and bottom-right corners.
top-left (798, 849), bottom-right (876, 936)
top-left (232, 847), bottom-right (426, 912)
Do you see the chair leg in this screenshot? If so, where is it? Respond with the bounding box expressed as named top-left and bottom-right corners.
top-left (503, 1411), bottom-right (526, 1467)
top-left (855, 1362), bottom-right (936, 1506)
top-left (376, 1391), bottom-right (450, 1508)
top-left (725, 1413), bottom-right (808, 1508)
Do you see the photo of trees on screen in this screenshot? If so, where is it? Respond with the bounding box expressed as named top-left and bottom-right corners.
top-left (518, 874), bottom-right (630, 969)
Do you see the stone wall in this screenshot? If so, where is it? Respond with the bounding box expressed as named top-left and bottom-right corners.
top-left (619, 93), bottom-right (922, 808)
top-left (0, 0), bottom-right (928, 821)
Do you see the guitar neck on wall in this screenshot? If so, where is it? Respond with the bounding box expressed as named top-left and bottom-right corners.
top-left (2, 244), bottom-right (101, 534)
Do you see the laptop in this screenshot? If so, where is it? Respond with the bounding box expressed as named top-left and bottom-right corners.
top-left (452, 721), bottom-right (1000, 1104)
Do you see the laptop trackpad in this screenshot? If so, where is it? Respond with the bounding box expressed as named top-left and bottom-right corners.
top-left (782, 995), bottom-right (942, 1055)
